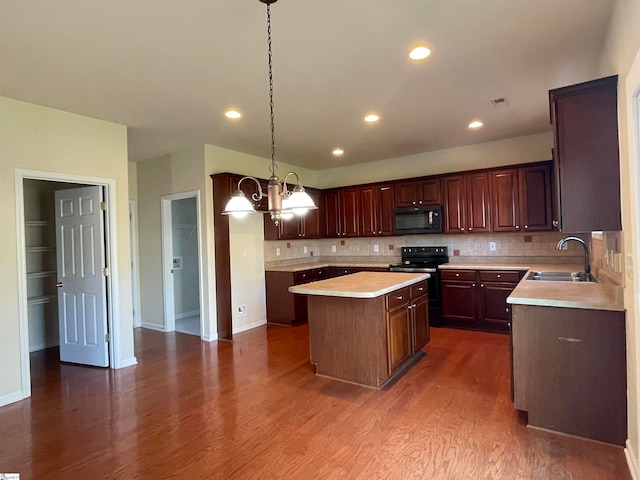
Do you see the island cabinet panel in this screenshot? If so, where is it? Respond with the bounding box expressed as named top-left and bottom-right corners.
top-left (394, 178), bottom-right (441, 208)
top-left (512, 304), bottom-right (626, 445)
top-left (550, 75), bottom-right (621, 232)
top-left (412, 293), bottom-right (430, 351)
top-left (386, 303), bottom-right (413, 375)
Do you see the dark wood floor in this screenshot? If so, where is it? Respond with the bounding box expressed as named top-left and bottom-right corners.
top-left (0, 324), bottom-right (630, 479)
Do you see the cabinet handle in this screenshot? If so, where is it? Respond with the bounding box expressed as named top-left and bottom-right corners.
top-left (397, 295), bottom-right (403, 300)
top-left (418, 287), bottom-right (424, 291)
top-left (497, 274), bottom-right (501, 278)
top-left (506, 307), bottom-right (510, 313)
top-left (524, 225), bottom-right (529, 229)
top-left (516, 225), bottom-right (520, 229)
top-left (412, 201), bottom-right (417, 205)
top-left (378, 231), bottom-right (382, 234)
top-left (408, 305), bottom-right (413, 310)
top-left (419, 201), bottom-right (423, 204)
top-left (480, 283), bottom-right (484, 287)
top-left (461, 228), bottom-right (465, 232)
top-left (472, 283), bottom-right (476, 287)
top-left (553, 220), bottom-right (559, 227)
top-left (455, 273), bottom-right (460, 277)
top-left (469, 227), bottom-right (473, 231)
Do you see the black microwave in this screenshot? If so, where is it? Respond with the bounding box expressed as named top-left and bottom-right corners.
top-left (395, 205), bottom-right (443, 235)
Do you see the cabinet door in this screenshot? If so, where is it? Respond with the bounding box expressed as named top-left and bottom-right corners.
top-left (359, 186), bottom-right (377, 236)
top-left (491, 169), bottom-right (520, 232)
top-left (278, 217), bottom-right (301, 239)
top-left (386, 303), bottom-right (412, 375)
top-left (394, 181), bottom-right (418, 208)
top-left (442, 175), bottom-right (466, 233)
top-left (302, 189), bottom-right (321, 238)
top-left (418, 179), bottom-right (441, 205)
top-left (519, 164), bottom-right (553, 231)
top-left (339, 188), bottom-right (360, 237)
top-left (441, 280), bottom-right (479, 325)
top-left (322, 190), bottom-right (340, 237)
top-left (551, 76), bottom-right (621, 232)
top-left (377, 184), bottom-right (395, 236)
top-left (412, 294), bottom-right (429, 352)
top-left (466, 172), bottom-right (491, 233)
top-left (480, 282), bottom-right (515, 330)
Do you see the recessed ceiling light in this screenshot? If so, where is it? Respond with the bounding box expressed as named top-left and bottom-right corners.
top-left (468, 120), bottom-right (484, 129)
top-left (332, 148), bottom-right (344, 157)
top-left (364, 113), bottom-right (380, 123)
top-left (225, 110), bottom-right (242, 119)
top-left (409, 46), bottom-right (431, 61)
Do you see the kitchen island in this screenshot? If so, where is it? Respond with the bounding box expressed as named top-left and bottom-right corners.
top-left (289, 271), bottom-right (429, 389)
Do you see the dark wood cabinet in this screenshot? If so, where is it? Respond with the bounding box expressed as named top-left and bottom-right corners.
top-left (512, 304), bottom-right (626, 445)
top-left (550, 75), bottom-right (621, 232)
top-left (491, 163), bottom-right (553, 233)
top-left (385, 281), bottom-right (429, 375)
top-left (359, 183), bottom-right (395, 236)
top-left (265, 189), bottom-right (321, 240)
top-left (442, 173), bottom-right (490, 233)
top-left (395, 178), bottom-right (441, 208)
top-left (441, 269), bottom-right (523, 333)
top-left (321, 189), bottom-right (340, 238)
top-left (322, 188), bottom-right (359, 238)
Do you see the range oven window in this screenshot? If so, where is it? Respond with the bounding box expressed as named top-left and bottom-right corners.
top-left (395, 205), bottom-right (442, 234)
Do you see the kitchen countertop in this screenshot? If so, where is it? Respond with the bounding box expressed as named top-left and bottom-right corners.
top-left (266, 261), bottom-right (393, 272)
top-left (288, 271), bottom-right (429, 298)
top-left (440, 262), bottom-right (623, 312)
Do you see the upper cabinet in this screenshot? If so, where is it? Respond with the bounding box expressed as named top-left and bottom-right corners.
top-left (322, 188), bottom-right (360, 238)
top-left (550, 75), bottom-right (622, 232)
top-left (491, 163), bottom-right (553, 233)
top-left (265, 188), bottom-right (321, 240)
top-left (395, 178), bottom-right (441, 208)
top-left (359, 183), bottom-right (395, 236)
top-left (442, 172), bottom-right (491, 234)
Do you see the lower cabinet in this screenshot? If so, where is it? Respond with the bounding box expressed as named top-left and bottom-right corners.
top-left (512, 304), bottom-right (626, 445)
top-left (266, 266), bottom-right (388, 324)
top-left (441, 269), bottom-right (524, 333)
top-left (385, 281), bottom-right (429, 375)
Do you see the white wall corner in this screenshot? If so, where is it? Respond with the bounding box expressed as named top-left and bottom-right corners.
top-left (0, 390), bottom-right (27, 408)
top-left (626, 440), bottom-right (639, 480)
top-left (116, 357), bottom-right (138, 369)
top-left (141, 322), bottom-right (167, 332)
top-left (202, 332), bottom-right (218, 342)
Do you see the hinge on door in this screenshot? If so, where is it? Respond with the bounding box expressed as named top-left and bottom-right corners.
top-left (100, 201), bottom-right (107, 211)
top-left (103, 267), bottom-right (109, 277)
top-left (105, 332), bottom-right (111, 342)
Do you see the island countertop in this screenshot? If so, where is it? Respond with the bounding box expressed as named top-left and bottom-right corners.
top-left (288, 271), bottom-right (429, 298)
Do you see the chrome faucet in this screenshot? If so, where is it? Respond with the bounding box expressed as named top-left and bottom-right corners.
top-left (556, 236), bottom-right (590, 275)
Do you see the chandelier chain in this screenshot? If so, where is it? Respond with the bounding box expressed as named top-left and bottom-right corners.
top-left (266, 4), bottom-right (277, 176)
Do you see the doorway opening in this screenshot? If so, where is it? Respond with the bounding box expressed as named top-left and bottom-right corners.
top-left (15, 169), bottom-right (122, 400)
top-left (161, 192), bottom-right (203, 337)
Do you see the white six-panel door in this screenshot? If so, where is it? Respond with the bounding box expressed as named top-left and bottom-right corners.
top-left (55, 186), bottom-right (109, 367)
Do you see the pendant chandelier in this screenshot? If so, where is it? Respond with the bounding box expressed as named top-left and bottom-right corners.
top-left (223, 0), bottom-right (317, 225)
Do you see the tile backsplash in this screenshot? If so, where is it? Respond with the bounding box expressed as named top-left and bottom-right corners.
top-left (264, 232), bottom-right (590, 267)
top-left (590, 231), bottom-right (624, 286)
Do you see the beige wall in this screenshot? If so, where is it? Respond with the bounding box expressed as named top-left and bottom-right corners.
top-left (315, 132), bottom-right (553, 188)
top-left (0, 96), bottom-right (134, 405)
top-left (599, 0), bottom-right (640, 474)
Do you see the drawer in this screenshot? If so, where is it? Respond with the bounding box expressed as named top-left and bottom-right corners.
top-left (294, 270), bottom-right (313, 284)
top-left (410, 281), bottom-right (428, 299)
top-left (440, 270), bottom-right (476, 281)
top-left (478, 270), bottom-right (521, 283)
top-left (312, 268), bottom-right (328, 281)
top-left (386, 287), bottom-right (410, 310)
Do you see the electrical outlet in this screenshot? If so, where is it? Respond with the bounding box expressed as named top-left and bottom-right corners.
top-left (489, 241), bottom-right (496, 251)
top-left (373, 244), bottom-right (379, 252)
top-left (276, 247), bottom-right (281, 256)
top-left (304, 246), bottom-right (308, 254)
top-left (331, 245), bottom-right (337, 253)
top-left (237, 305), bottom-right (246, 315)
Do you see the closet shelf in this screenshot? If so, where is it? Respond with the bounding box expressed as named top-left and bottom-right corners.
top-left (25, 220), bottom-right (53, 227)
top-left (27, 271), bottom-right (56, 279)
top-left (27, 294), bottom-right (57, 305)
top-left (26, 246), bottom-right (55, 253)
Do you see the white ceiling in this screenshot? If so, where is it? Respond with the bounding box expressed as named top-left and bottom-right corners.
top-left (0, 0), bottom-right (615, 170)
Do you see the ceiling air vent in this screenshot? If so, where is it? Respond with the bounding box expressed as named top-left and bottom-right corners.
top-left (491, 97), bottom-right (510, 108)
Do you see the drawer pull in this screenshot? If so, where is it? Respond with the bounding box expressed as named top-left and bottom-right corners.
top-left (455, 273), bottom-right (460, 277)
top-left (497, 274), bottom-right (501, 278)
top-left (418, 287), bottom-right (424, 291)
top-left (397, 295), bottom-right (403, 300)
top-left (558, 337), bottom-right (583, 343)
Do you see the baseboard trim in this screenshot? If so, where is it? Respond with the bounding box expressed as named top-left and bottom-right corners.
top-left (202, 333), bottom-right (218, 342)
top-left (29, 340), bottom-right (60, 353)
top-left (176, 310), bottom-right (199, 320)
top-left (117, 357), bottom-right (138, 369)
top-left (626, 440), bottom-right (639, 480)
top-left (141, 322), bottom-right (167, 332)
top-left (0, 390), bottom-right (26, 408)
top-left (233, 319), bottom-right (267, 335)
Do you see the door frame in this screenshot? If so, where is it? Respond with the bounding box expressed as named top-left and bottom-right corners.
top-left (129, 200), bottom-right (142, 328)
top-left (15, 169), bottom-right (122, 400)
top-left (160, 191), bottom-right (203, 336)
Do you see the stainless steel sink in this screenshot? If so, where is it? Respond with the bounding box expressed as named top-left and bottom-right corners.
top-left (527, 271), bottom-right (597, 283)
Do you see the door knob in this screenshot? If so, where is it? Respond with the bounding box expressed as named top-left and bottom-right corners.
top-left (56, 282), bottom-right (63, 288)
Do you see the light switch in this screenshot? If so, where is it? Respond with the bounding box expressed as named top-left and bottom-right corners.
top-left (489, 241), bottom-right (496, 251)
top-left (304, 246), bottom-right (308, 254)
top-left (276, 247), bottom-right (281, 256)
top-left (331, 245), bottom-right (337, 252)
top-left (374, 244), bottom-right (379, 252)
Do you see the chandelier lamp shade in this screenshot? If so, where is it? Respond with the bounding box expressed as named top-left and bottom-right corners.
top-left (222, 0), bottom-right (317, 225)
